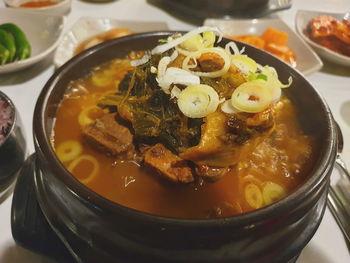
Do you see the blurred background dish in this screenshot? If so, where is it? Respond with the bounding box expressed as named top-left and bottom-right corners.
top-left (4, 0), bottom-right (72, 16)
top-left (295, 10), bottom-right (350, 67)
top-left (205, 18), bottom-right (323, 75)
top-left (148, 0), bottom-right (291, 22)
top-left (53, 17), bottom-right (169, 68)
top-left (0, 8), bottom-right (64, 73)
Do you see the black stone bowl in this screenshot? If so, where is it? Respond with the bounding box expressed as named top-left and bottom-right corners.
top-left (32, 32), bottom-right (337, 263)
top-left (148, 0), bottom-right (290, 21)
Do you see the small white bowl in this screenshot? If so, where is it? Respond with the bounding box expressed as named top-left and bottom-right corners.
top-left (54, 17), bottom-right (169, 68)
top-left (0, 8), bottom-right (65, 74)
top-left (4, 0), bottom-right (72, 16)
top-left (295, 10), bottom-right (350, 67)
top-left (204, 18), bottom-right (323, 75)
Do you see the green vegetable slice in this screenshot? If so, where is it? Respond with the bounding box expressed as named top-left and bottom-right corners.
top-left (0, 29), bottom-right (16, 62)
top-left (0, 23), bottom-right (31, 60)
top-left (0, 43), bottom-right (10, 65)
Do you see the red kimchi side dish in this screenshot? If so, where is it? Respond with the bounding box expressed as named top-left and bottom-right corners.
top-left (306, 15), bottom-right (350, 57)
top-left (52, 27), bottom-right (317, 219)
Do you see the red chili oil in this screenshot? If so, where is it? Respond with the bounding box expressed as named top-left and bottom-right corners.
top-left (20, 0), bottom-right (57, 8)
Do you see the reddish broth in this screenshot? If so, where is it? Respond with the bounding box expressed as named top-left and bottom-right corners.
top-left (53, 59), bottom-right (316, 219)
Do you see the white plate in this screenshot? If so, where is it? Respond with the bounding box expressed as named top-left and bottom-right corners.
top-left (295, 10), bottom-right (350, 67)
top-left (4, 0), bottom-right (72, 16)
top-left (54, 17), bottom-right (169, 68)
top-left (204, 18), bottom-right (323, 75)
top-left (0, 8), bottom-right (65, 74)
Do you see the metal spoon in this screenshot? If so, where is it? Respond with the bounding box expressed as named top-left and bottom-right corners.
top-left (327, 122), bottom-right (350, 243)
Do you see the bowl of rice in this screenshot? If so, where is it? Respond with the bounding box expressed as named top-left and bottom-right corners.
top-left (0, 91), bottom-right (27, 197)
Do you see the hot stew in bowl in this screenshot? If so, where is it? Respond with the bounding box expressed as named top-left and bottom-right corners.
top-left (33, 29), bottom-right (336, 263)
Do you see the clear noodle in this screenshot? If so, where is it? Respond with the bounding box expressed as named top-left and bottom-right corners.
top-left (56, 140), bottom-right (83, 163)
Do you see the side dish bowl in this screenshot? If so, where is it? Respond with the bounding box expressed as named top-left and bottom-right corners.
top-left (150, 0), bottom-right (291, 20)
top-left (204, 18), bottom-right (323, 75)
top-left (53, 17), bottom-right (169, 68)
top-left (295, 10), bottom-right (350, 67)
top-left (0, 8), bottom-right (64, 74)
top-left (4, 0), bottom-right (72, 16)
top-left (33, 31), bottom-right (337, 263)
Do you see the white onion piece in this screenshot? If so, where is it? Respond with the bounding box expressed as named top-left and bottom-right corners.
top-left (221, 100), bottom-right (241, 114)
top-left (179, 34), bottom-right (203, 52)
top-left (186, 57), bottom-right (198, 69)
top-left (165, 67), bottom-right (200, 85)
top-left (283, 76), bottom-right (293, 89)
top-left (225, 42), bottom-right (245, 56)
top-left (271, 86), bottom-right (282, 101)
top-left (68, 155), bottom-right (99, 184)
top-left (150, 66), bottom-right (157, 73)
top-left (158, 67), bottom-right (200, 92)
top-left (151, 26), bottom-right (222, 55)
top-left (170, 85), bottom-right (182, 99)
top-left (170, 50), bottom-right (179, 62)
top-left (177, 84), bottom-right (219, 118)
top-left (225, 42), bottom-right (240, 55)
top-left (231, 80), bottom-right (272, 113)
top-left (182, 47), bottom-right (231, 78)
top-left (157, 56), bottom-right (171, 79)
top-left (175, 45), bottom-right (193, 56)
top-left (175, 31), bottom-right (216, 56)
top-left (231, 55), bottom-right (258, 75)
top-left (130, 54), bottom-right (150, 66)
top-left (259, 65), bottom-right (292, 89)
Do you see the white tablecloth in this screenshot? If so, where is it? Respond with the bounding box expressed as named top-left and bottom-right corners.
top-left (1, 0), bottom-right (350, 262)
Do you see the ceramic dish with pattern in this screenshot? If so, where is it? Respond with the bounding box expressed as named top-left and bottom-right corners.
top-left (204, 18), bottom-right (323, 75)
top-left (295, 10), bottom-right (350, 67)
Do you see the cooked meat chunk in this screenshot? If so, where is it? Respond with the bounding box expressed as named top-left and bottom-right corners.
top-left (144, 143), bottom-right (194, 183)
top-left (226, 107), bottom-right (275, 144)
top-left (181, 109), bottom-right (275, 167)
top-left (198, 52), bottom-right (224, 72)
top-left (195, 165), bottom-right (230, 182)
top-left (224, 66), bottom-right (247, 89)
top-left (82, 113), bottom-right (134, 158)
top-left (246, 107), bottom-right (275, 131)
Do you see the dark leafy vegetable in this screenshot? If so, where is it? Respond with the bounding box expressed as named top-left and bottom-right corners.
top-left (98, 59), bottom-right (202, 153)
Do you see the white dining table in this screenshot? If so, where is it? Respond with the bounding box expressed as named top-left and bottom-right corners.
top-left (0, 0), bottom-right (350, 262)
